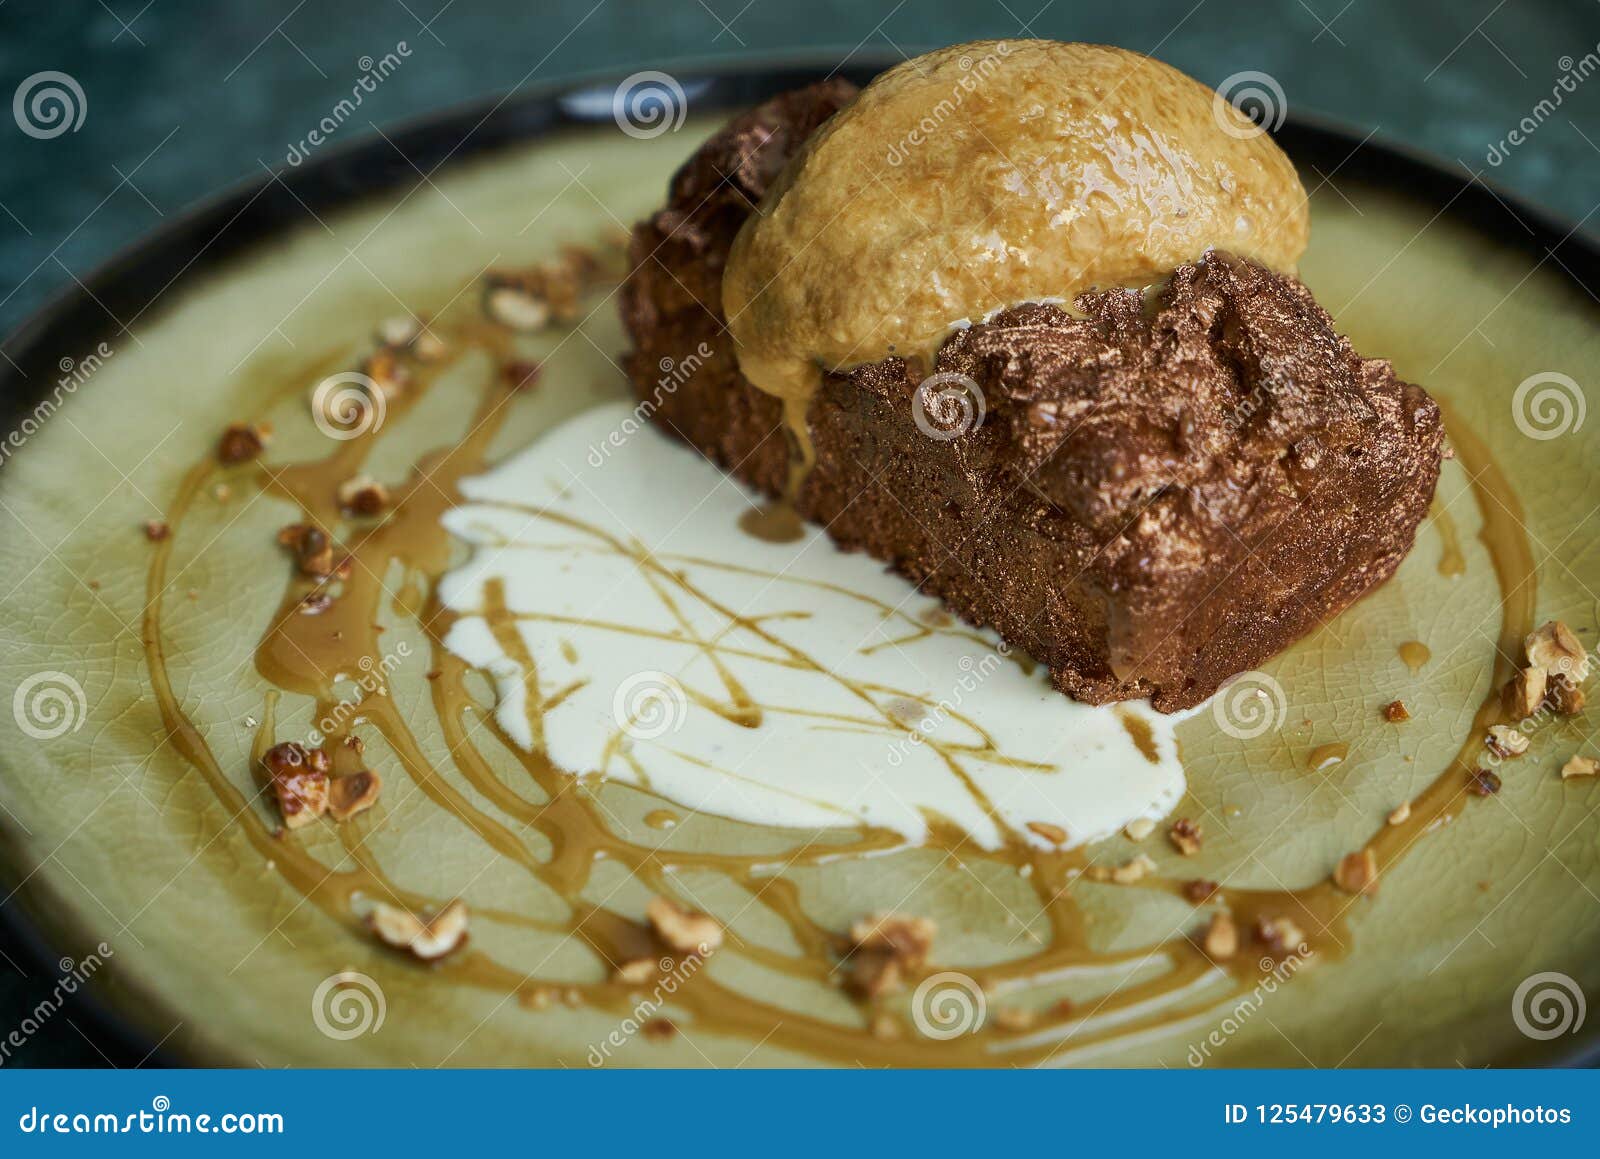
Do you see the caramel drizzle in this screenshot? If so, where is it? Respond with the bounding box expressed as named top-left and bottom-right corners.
top-left (138, 301), bottom-right (1534, 1066)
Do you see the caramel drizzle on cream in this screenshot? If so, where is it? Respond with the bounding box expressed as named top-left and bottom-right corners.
top-left (138, 301), bottom-right (1532, 1066)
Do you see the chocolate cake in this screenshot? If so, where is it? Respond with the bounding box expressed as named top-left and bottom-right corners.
top-left (620, 78), bottom-right (1444, 712)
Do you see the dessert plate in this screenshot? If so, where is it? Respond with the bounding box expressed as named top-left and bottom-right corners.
top-left (0, 60), bottom-right (1596, 1067)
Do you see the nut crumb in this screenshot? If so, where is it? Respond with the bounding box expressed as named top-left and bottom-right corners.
top-left (261, 741), bottom-right (329, 829)
top-left (1168, 818), bottom-right (1202, 856)
top-left (1202, 912), bottom-right (1238, 960)
top-left (412, 329), bottom-right (449, 362)
top-left (846, 912), bottom-right (936, 999)
top-left (327, 769), bottom-right (381, 821)
top-left (1468, 768), bottom-right (1502, 796)
top-left (1123, 817), bottom-right (1156, 841)
top-left (1525, 620), bottom-right (1590, 683)
top-left (1386, 801), bottom-right (1411, 826)
top-left (368, 899), bottom-right (469, 961)
top-left (217, 422), bottom-right (269, 464)
top-left (1333, 848), bottom-right (1379, 896)
top-left (1254, 915), bottom-right (1307, 956)
top-left (646, 896), bottom-right (723, 956)
top-left (361, 348), bottom-right (411, 398)
top-left (485, 284), bottom-right (551, 332)
top-left (142, 519), bottom-right (170, 541)
top-left (1183, 879), bottom-right (1219, 903)
top-left (1546, 675), bottom-right (1586, 717)
top-left (1485, 724), bottom-right (1529, 759)
top-left (642, 1017), bottom-right (676, 1041)
top-left (1112, 853), bottom-right (1157, 884)
top-left (1382, 699), bottom-right (1411, 722)
top-left (612, 958), bottom-right (657, 985)
top-left (1500, 666), bottom-right (1547, 719)
top-left (504, 359), bottom-right (543, 391)
top-left (1561, 754), bottom-right (1598, 780)
top-left (868, 1013), bottom-right (900, 1040)
top-left (337, 474), bottom-right (390, 517)
top-left (375, 315), bottom-right (421, 349)
top-left (1026, 820), bottom-right (1066, 845)
top-left (276, 523), bottom-right (344, 579)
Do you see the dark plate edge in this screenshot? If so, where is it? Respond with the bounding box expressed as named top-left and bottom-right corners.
top-left (0, 52), bottom-right (1595, 1069)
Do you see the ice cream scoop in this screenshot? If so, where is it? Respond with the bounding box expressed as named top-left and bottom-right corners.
top-left (723, 40), bottom-right (1310, 434)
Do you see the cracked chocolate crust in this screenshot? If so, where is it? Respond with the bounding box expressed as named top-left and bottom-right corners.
top-left (621, 81), bottom-right (1444, 712)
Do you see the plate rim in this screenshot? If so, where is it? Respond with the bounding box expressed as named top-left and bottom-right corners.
top-left (0, 52), bottom-right (1595, 1069)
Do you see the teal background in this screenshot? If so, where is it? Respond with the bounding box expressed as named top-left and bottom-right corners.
top-left (0, 0), bottom-right (1595, 1066)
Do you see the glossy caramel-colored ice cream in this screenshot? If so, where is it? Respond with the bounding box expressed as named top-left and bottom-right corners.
top-left (723, 40), bottom-right (1310, 415)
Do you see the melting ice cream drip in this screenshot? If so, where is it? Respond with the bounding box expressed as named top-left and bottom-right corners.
top-left (438, 402), bottom-right (1189, 851)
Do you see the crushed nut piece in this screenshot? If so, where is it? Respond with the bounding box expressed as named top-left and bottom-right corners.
top-left (642, 1017), bottom-right (677, 1041)
top-left (299, 591), bottom-right (332, 615)
top-left (142, 519), bottom-right (170, 542)
top-left (1168, 818), bottom-right (1202, 856)
top-left (868, 1013), bottom-right (900, 1040)
top-left (612, 958), bottom-right (657, 985)
top-left (217, 422), bottom-right (269, 464)
top-left (1382, 699), bottom-right (1411, 722)
top-left (1183, 879), bottom-right (1219, 904)
top-left (361, 349), bottom-right (411, 398)
top-left (261, 741), bottom-right (330, 830)
top-left (846, 912), bottom-right (936, 999)
top-left (646, 896), bottom-right (723, 956)
top-left (1202, 912), bottom-right (1238, 960)
top-left (276, 523), bottom-right (342, 578)
top-left (1123, 817), bottom-right (1156, 841)
top-left (992, 1006), bottom-right (1036, 1032)
top-left (1333, 848), bottom-right (1379, 896)
top-left (1501, 666), bottom-right (1547, 719)
top-left (412, 329), bottom-right (448, 362)
top-left (1546, 675), bottom-right (1586, 717)
top-left (1111, 853), bottom-right (1157, 884)
top-left (1026, 820), bottom-right (1066, 845)
top-left (375, 315), bottom-right (421, 349)
top-left (368, 899), bottom-right (469, 961)
top-left (1485, 724), bottom-right (1529, 759)
top-left (504, 359), bottom-right (543, 391)
top-left (1254, 915), bottom-right (1307, 955)
top-left (1561, 755), bottom-right (1598, 780)
top-left (1468, 768), bottom-right (1502, 796)
top-left (327, 769), bottom-right (381, 821)
top-left (1387, 801), bottom-right (1412, 826)
top-left (1525, 620), bottom-right (1591, 683)
top-left (485, 285), bottom-right (551, 332)
top-left (337, 474), bottom-right (390, 517)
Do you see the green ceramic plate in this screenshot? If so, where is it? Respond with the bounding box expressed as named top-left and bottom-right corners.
top-left (0, 64), bottom-right (1596, 1067)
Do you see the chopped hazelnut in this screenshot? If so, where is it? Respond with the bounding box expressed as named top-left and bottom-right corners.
top-left (261, 741), bottom-right (330, 829)
top-left (1561, 755), bottom-right (1598, 780)
top-left (1168, 818), bottom-right (1202, 856)
top-left (277, 523), bottom-right (340, 578)
top-left (646, 896), bottom-right (723, 956)
top-left (1525, 620), bottom-right (1590, 683)
top-left (849, 913), bottom-right (936, 963)
top-left (1468, 769), bottom-right (1501, 796)
top-left (217, 422), bottom-right (269, 464)
top-left (1501, 666), bottom-right (1547, 719)
top-left (1183, 879), bottom-right (1219, 903)
top-left (846, 912), bottom-right (936, 999)
top-left (1485, 725), bottom-right (1529, 759)
top-left (1333, 848), bottom-right (1379, 896)
top-left (1026, 820), bottom-right (1067, 845)
top-left (299, 591), bottom-right (332, 615)
top-left (368, 899), bottom-right (469, 961)
top-left (143, 519), bottom-right (171, 542)
top-left (1382, 699), bottom-right (1411, 722)
top-left (612, 958), bottom-right (657, 985)
top-left (1111, 853), bottom-right (1157, 884)
top-left (1546, 675), bottom-right (1586, 717)
top-left (1386, 801), bottom-right (1412, 826)
top-left (327, 769), bottom-right (381, 821)
top-left (642, 1017), bottom-right (677, 1041)
top-left (1123, 817), bottom-right (1156, 841)
top-left (337, 474), bottom-right (390, 517)
top-left (485, 285), bottom-right (551, 332)
top-left (1202, 912), bottom-right (1238, 960)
